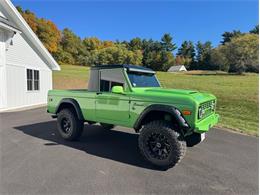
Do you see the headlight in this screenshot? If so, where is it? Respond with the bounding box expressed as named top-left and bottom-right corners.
top-left (198, 107), bottom-right (205, 119)
top-left (211, 101), bottom-right (215, 111)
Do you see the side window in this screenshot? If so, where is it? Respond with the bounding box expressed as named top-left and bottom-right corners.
top-left (99, 69), bottom-right (125, 92)
top-left (34, 70), bottom-right (39, 90)
top-left (27, 69), bottom-right (33, 91)
top-left (100, 80), bottom-right (110, 92)
top-left (26, 69), bottom-right (40, 91)
top-left (99, 80), bottom-right (125, 92)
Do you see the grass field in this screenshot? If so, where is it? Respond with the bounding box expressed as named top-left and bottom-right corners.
top-left (53, 64), bottom-right (259, 136)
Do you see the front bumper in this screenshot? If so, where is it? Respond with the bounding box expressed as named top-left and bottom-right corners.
top-left (194, 113), bottom-right (219, 133)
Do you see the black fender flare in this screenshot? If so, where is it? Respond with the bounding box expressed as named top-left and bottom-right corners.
top-left (55, 98), bottom-right (84, 120)
top-left (133, 104), bottom-right (189, 130)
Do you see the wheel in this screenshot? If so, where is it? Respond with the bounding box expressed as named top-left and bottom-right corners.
top-left (100, 123), bottom-right (115, 130)
top-left (57, 108), bottom-right (84, 141)
top-left (138, 120), bottom-right (186, 169)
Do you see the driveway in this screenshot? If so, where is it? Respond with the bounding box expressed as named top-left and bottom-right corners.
top-left (0, 107), bottom-right (258, 194)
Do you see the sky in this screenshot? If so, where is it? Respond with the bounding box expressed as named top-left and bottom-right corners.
top-left (12, 0), bottom-right (259, 48)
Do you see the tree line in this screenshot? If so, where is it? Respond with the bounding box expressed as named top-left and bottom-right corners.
top-left (17, 6), bottom-right (259, 74)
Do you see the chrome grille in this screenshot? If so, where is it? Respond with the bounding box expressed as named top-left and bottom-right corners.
top-left (198, 100), bottom-right (215, 119)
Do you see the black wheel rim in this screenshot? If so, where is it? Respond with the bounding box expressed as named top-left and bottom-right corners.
top-left (146, 132), bottom-right (171, 160)
top-left (61, 117), bottom-right (71, 134)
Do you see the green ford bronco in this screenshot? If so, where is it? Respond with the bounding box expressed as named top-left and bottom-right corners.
top-left (47, 64), bottom-right (219, 169)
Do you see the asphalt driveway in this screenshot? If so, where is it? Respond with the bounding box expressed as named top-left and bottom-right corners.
top-left (0, 107), bottom-right (258, 194)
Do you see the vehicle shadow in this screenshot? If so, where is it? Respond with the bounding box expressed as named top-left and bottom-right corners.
top-left (14, 121), bottom-right (159, 170)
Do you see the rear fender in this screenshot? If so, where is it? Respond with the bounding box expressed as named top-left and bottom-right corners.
top-left (55, 98), bottom-right (84, 121)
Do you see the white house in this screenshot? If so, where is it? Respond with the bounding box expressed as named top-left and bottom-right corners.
top-left (0, 0), bottom-right (60, 111)
top-left (168, 65), bottom-right (187, 72)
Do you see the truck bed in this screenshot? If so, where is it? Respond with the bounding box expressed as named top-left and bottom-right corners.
top-left (47, 89), bottom-right (96, 116)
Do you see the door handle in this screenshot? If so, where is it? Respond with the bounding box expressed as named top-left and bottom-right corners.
top-left (133, 103), bottom-right (145, 107)
top-left (132, 103), bottom-right (145, 110)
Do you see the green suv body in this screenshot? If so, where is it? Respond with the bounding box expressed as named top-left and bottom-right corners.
top-left (47, 64), bottom-right (219, 169)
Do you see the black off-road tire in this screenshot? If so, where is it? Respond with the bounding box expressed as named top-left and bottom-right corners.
top-left (100, 123), bottom-right (115, 130)
top-left (138, 120), bottom-right (186, 170)
top-left (57, 108), bottom-right (84, 141)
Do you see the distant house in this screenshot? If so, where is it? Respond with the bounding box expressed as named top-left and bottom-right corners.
top-left (168, 65), bottom-right (187, 72)
top-left (0, 0), bottom-right (60, 111)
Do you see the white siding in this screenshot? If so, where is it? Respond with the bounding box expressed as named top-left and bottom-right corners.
top-left (4, 33), bottom-right (53, 109)
top-left (180, 66), bottom-right (187, 71)
top-left (0, 30), bottom-right (7, 109)
top-left (6, 33), bottom-right (50, 70)
top-left (5, 64), bottom-right (52, 108)
top-left (0, 6), bottom-right (7, 18)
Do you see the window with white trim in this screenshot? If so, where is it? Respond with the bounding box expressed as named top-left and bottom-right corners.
top-left (27, 69), bottom-right (40, 91)
top-left (99, 69), bottom-right (125, 92)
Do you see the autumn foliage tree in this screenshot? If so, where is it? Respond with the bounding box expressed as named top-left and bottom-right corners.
top-left (17, 6), bottom-right (61, 53)
top-left (37, 19), bottom-right (61, 53)
top-left (212, 33), bottom-right (259, 73)
top-left (93, 44), bottom-right (143, 65)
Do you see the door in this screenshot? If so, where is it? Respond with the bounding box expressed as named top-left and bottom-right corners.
top-left (95, 68), bottom-right (130, 124)
top-left (95, 92), bottom-right (130, 123)
top-left (0, 30), bottom-right (6, 109)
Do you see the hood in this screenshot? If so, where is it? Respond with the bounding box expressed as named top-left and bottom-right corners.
top-left (143, 88), bottom-right (198, 95)
top-left (131, 87), bottom-right (216, 104)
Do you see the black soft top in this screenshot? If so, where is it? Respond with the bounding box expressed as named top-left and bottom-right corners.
top-left (91, 64), bottom-right (153, 72)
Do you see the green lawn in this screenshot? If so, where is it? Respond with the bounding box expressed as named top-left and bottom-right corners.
top-left (53, 64), bottom-right (259, 136)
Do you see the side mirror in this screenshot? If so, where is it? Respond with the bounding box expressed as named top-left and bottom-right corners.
top-left (111, 86), bottom-right (124, 94)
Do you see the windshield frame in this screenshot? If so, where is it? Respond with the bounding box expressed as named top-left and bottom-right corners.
top-left (126, 69), bottom-right (161, 88)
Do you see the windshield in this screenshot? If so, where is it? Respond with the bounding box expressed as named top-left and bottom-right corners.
top-left (127, 71), bottom-right (160, 87)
